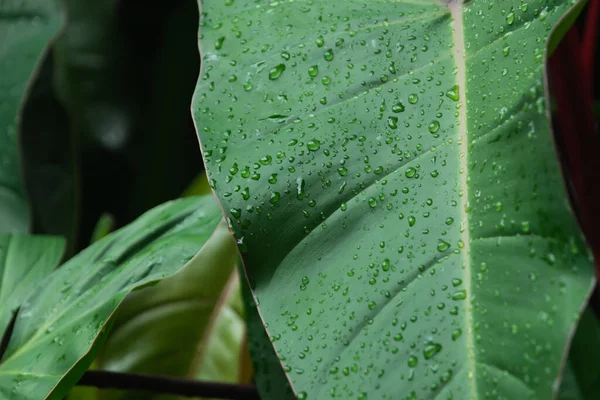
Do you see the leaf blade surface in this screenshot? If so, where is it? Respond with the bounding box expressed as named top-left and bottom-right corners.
top-left (193, 0), bottom-right (594, 398)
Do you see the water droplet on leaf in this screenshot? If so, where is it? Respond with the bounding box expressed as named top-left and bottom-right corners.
top-left (446, 85), bottom-right (460, 101)
top-left (428, 120), bottom-right (440, 134)
top-left (423, 342), bottom-right (442, 359)
top-left (269, 64), bottom-right (286, 80)
top-left (437, 240), bottom-right (450, 252)
top-left (307, 139), bottom-right (321, 151)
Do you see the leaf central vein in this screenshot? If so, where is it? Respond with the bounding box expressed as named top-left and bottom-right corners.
top-left (448, 1), bottom-right (477, 398)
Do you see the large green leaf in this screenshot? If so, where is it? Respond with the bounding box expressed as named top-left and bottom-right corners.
top-left (0, 0), bottom-right (64, 232)
top-left (193, 0), bottom-right (595, 398)
top-left (88, 220), bottom-right (244, 400)
top-left (0, 195), bottom-right (222, 400)
top-left (0, 235), bottom-right (64, 340)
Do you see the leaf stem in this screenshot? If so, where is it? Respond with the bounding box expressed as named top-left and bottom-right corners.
top-left (78, 370), bottom-right (260, 399)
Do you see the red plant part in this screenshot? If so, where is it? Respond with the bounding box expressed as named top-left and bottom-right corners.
top-left (582, 0), bottom-right (600, 87)
top-left (548, 0), bottom-right (600, 278)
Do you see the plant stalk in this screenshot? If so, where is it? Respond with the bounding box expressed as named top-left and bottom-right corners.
top-left (78, 370), bottom-right (260, 399)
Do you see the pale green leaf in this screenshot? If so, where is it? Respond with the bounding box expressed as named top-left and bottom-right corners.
top-left (91, 219), bottom-right (243, 400)
top-left (194, 271), bottom-right (247, 384)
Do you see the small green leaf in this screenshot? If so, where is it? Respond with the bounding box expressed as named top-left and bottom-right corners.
top-left (0, 195), bottom-right (222, 399)
top-left (0, 235), bottom-right (64, 340)
top-left (90, 213), bottom-right (115, 244)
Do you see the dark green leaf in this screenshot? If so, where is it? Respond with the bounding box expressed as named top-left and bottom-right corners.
top-left (0, 0), bottom-right (64, 232)
top-left (52, 0), bottom-right (203, 247)
top-left (20, 51), bottom-right (78, 254)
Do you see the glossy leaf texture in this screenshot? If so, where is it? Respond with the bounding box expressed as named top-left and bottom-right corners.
top-left (193, 0), bottom-right (595, 399)
top-left (0, 235), bottom-right (64, 340)
top-left (0, 0), bottom-right (64, 232)
top-left (87, 220), bottom-right (246, 400)
top-left (0, 195), bottom-right (222, 400)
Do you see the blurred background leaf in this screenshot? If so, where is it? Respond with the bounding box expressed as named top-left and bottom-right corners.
top-left (21, 0), bottom-right (203, 254)
top-left (20, 51), bottom-right (78, 253)
top-left (1, 0), bottom-right (64, 232)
